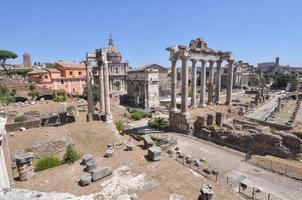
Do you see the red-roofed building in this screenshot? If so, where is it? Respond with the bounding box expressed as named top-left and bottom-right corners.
top-left (27, 61), bottom-right (86, 95)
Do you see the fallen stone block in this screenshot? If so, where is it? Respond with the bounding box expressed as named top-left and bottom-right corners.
top-left (19, 127), bottom-right (26, 132)
top-left (199, 184), bottom-right (214, 200)
top-left (148, 146), bottom-right (161, 161)
top-left (142, 135), bottom-right (154, 149)
top-left (91, 167), bottom-right (113, 182)
top-left (81, 154), bottom-right (93, 165)
top-left (79, 174), bottom-right (92, 186)
top-left (104, 149), bottom-right (114, 158)
top-left (169, 193), bottom-right (185, 200)
top-left (126, 143), bottom-right (135, 151)
top-left (84, 159), bottom-right (97, 172)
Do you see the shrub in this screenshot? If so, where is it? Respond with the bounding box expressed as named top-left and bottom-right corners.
top-left (34, 156), bottom-right (62, 172)
top-left (0, 86), bottom-right (16, 105)
top-left (29, 84), bottom-right (36, 90)
top-left (24, 146), bottom-right (33, 152)
top-left (115, 120), bottom-right (125, 132)
top-left (53, 92), bottom-right (66, 102)
top-left (128, 108), bottom-right (152, 121)
top-left (14, 115), bottom-right (27, 123)
top-left (148, 117), bottom-right (168, 130)
top-left (28, 91), bottom-right (39, 99)
top-left (62, 145), bottom-right (81, 164)
top-left (138, 130), bottom-right (146, 136)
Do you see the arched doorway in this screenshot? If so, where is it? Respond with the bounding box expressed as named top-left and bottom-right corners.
top-left (113, 81), bottom-right (121, 91)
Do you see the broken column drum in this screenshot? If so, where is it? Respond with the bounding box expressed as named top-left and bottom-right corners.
top-left (14, 153), bottom-right (34, 181)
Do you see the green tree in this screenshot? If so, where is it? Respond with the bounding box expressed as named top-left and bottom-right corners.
top-left (0, 50), bottom-right (17, 74)
top-left (271, 74), bottom-right (297, 90)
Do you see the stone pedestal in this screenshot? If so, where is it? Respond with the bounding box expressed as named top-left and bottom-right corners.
top-left (169, 111), bottom-right (194, 135)
top-left (206, 114), bottom-right (215, 126)
top-left (215, 112), bottom-right (224, 126)
top-left (14, 153), bottom-right (34, 181)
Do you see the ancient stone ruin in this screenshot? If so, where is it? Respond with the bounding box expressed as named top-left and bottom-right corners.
top-left (167, 38), bottom-right (234, 134)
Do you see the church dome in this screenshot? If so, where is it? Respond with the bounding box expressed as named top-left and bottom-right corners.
top-left (107, 36), bottom-right (122, 63)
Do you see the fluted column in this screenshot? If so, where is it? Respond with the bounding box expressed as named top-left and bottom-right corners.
top-left (98, 61), bottom-right (105, 113)
top-left (170, 58), bottom-right (178, 111)
top-left (103, 58), bottom-right (112, 118)
top-left (226, 59), bottom-right (234, 105)
top-left (191, 59), bottom-right (197, 108)
top-left (208, 61), bottom-right (214, 105)
top-left (181, 58), bottom-right (189, 113)
top-left (199, 60), bottom-right (206, 107)
top-left (215, 60), bottom-right (222, 104)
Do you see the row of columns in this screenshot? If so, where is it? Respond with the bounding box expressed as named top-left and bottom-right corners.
top-left (170, 58), bottom-right (234, 114)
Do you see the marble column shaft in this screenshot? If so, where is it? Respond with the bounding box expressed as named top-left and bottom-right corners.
top-left (208, 61), bottom-right (214, 104)
top-left (98, 61), bottom-right (105, 113)
top-left (215, 60), bottom-right (222, 104)
top-left (226, 60), bottom-right (234, 105)
top-left (170, 59), bottom-right (177, 111)
top-left (199, 60), bottom-right (206, 107)
top-left (191, 59), bottom-right (197, 108)
top-left (181, 58), bottom-right (188, 113)
top-left (86, 62), bottom-right (94, 116)
top-left (103, 60), bottom-right (112, 117)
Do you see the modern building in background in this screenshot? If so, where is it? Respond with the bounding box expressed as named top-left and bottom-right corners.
top-left (27, 61), bottom-right (86, 95)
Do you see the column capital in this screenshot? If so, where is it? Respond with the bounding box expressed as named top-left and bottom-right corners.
top-left (209, 60), bottom-right (214, 66)
top-left (190, 58), bottom-right (197, 64)
top-left (216, 59), bottom-right (223, 65)
top-left (200, 59), bottom-right (206, 65)
top-left (228, 59), bottom-right (235, 64)
top-left (179, 56), bottom-right (189, 62)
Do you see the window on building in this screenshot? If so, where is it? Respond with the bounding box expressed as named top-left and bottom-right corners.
top-left (69, 71), bottom-right (73, 76)
top-left (45, 75), bottom-right (48, 79)
top-left (78, 71), bottom-right (82, 76)
top-left (116, 68), bottom-right (118, 74)
top-left (61, 80), bottom-right (64, 84)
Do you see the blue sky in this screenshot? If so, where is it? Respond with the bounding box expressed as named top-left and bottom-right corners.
top-left (1, 0), bottom-right (301, 67)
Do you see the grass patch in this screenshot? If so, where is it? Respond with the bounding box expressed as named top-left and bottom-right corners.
top-left (138, 130), bottom-right (146, 136)
top-left (0, 85), bottom-right (16, 105)
top-left (34, 156), bottom-right (62, 172)
top-left (115, 120), bottom-right (125, 132)
top-left (24, 146), bottom-right (33, 153)
top-left (14, 115), bottom-right (27, 123)
top-left (127, 108), bottom-right (152, 121)
top-left (148, 117), bottom-right (168, 130)
top-left (53, 91), bottom-right (66, 102)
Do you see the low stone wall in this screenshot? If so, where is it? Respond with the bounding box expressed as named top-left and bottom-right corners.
top-left (248, 155), bottom-right (302, 180)
top-left (168, 111), bottom-right (193, 135)
top-left (246, 117), bottom-right (292, 131)
top-left (5, 119), bottom-right (41, 132)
